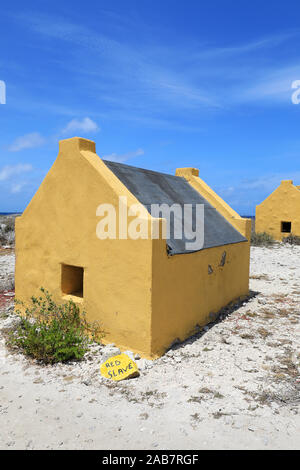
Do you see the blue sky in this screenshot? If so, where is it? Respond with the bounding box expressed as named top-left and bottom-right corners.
top-left (1, 0), bottom-right (300, 214)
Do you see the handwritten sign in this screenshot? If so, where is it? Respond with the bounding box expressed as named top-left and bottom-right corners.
top-left (100, 353), bottom-right (139, 381)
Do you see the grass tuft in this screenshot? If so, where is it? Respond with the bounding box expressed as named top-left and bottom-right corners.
top-left (251, 232), bottom-right (275, 247)
top-left (282, 234), bottom-right (300, 246)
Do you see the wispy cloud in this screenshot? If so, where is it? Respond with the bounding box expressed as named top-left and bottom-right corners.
top-left (18, 13), bottom-right (118, 54)
top-left (194, 32), bottom-right (299, 59)
top-left (0, 164), bottom-right (33, 181)
top-left (13, 12), bottom-right (300, 126)
top-left (10, 182), bottom-right (26, 194)
top-left (234, 65), bottom-right (300, 104)
top-left (241, 172), bottom-right (300, 191)
top-left (14, 12), bottom-right (222, 112)
top-left (8, 132), bottom-right (45, 152)
top-left (61, 117), bottom-right (100, 135)
top-left (218, 171), bottom-right (300, 214)
top-left (103, 148), bottom-right (144, 163)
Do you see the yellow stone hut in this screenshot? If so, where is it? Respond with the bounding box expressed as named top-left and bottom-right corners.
top-left (15, 137), bottom-right (251, 358)
top-left (256, 180), bottom-right (300, 240)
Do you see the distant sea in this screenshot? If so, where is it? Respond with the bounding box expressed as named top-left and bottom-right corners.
top-left (0, 212), bottom-right (22, 215)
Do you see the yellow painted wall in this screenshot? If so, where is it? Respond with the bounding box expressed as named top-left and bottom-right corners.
top-left (15, 138), bottom-right (250, 359)
top-left (256, 180), bottom-right (300, 240)
top-left (151, 238), bottom-right (249, 357)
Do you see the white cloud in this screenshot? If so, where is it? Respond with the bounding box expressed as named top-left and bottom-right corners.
top-left (7, 119), bottom-right (99, 154)
top-left (61, 117), bottom-right (100, 135)
top-left (8, 132), bottom-right (45, 152)
top-left (0, 164), bottom-right (33, 181)
top-left (103, 148), bottom-right (144, 163)
top-left (11, 182), bottom-right (26, 194)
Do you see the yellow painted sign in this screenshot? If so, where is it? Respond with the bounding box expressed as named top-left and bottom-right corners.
top-left (100, 353), bottom-right (139, 381)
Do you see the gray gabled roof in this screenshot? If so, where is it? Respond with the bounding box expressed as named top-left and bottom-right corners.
top-left (103, 160), bottom-right (246, 255)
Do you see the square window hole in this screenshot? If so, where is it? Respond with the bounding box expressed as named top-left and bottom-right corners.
top-left (281, 221), bottom-right (291, 233)
top-left (61, 264), bottom-right (84, 298)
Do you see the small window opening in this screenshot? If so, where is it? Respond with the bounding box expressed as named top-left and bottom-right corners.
top-left (61, 264), bottom-right (84, 298)
top-left (281, 221), bottom-right (291, 233)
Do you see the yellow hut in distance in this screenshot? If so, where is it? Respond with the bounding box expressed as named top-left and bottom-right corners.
top-left (256, 180), bottom-right (300, 240)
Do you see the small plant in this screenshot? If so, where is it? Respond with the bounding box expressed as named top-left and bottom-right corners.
top-left (0, 217), bottom-right (15, 247)
top-left (257, 327), bottom-right (272, 338)
top-left (282, 234), bottom-right (300, 246)
top-left (8, 288), bottom-right (104, 364)
top-left (251, 232), bottom-right (275, 247)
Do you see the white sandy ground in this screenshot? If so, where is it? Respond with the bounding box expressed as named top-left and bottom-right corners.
top-left (0, 245), bottom-right (299, 450)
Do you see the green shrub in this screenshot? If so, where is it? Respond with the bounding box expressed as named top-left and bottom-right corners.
top-left (282, 234), bottom-right (300, 246)
top-left (9, 288), bottom-right (104, 363)
top-left (251, 232), bottom-right (275, 247)
top-left (4, 219), bottom-right (14, 232)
